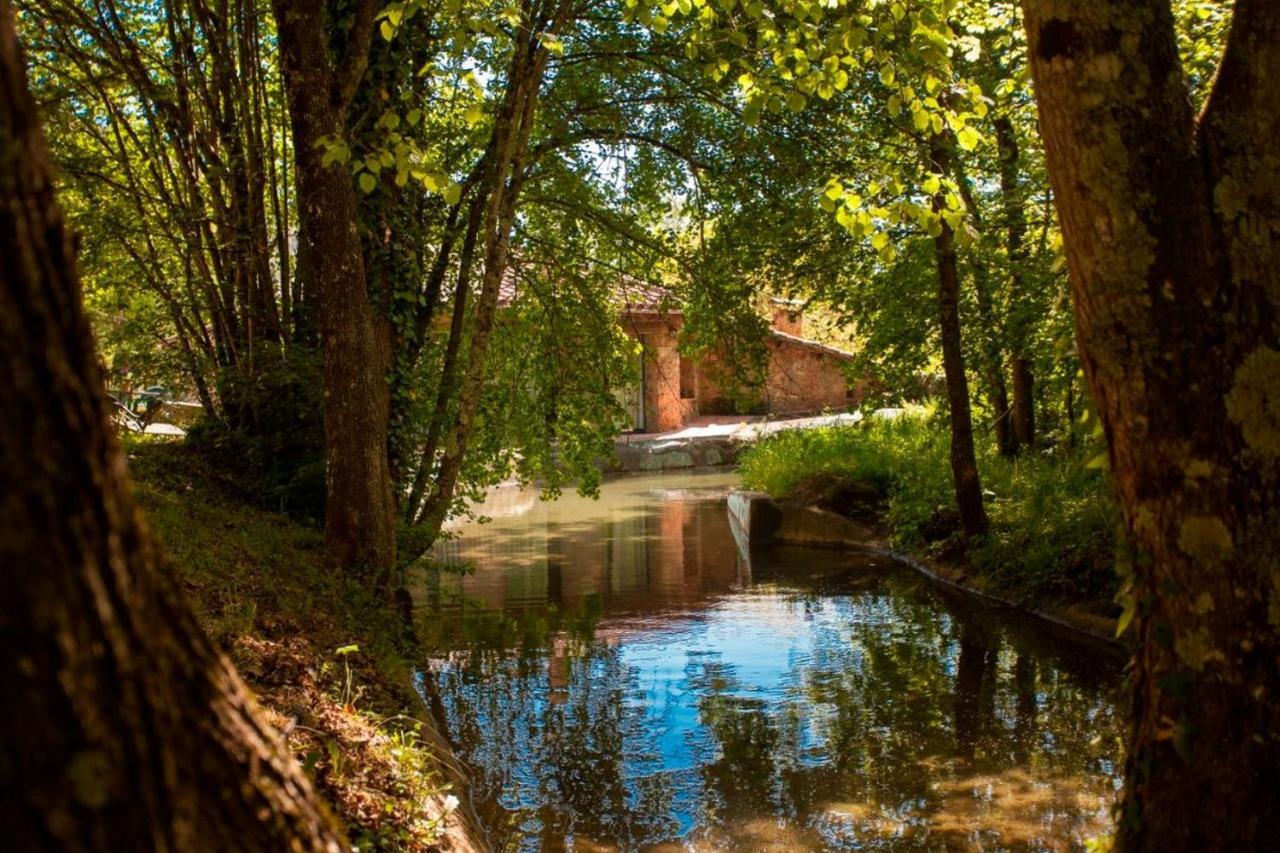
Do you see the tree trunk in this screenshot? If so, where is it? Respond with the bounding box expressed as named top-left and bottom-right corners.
top-left (272, 0), bottom-right (396, 587)
top-left (989, 364), bottom-right (1017, 457)
top-left (952, 145), bottom-right (1017, 457)
top-left (994, 114), bottom-right (1036, 451)
top-left (0, 6), bottom-right (345, 847)
top-left (971, 256), bottom-right (1018, 458)
top-left (1022, 0), bottom-right (1280, 847)
top-left (414, 5), bottom-right (565, 542)
top-left (1011, 355), bottom-right (1035, 451)
top-left (930, 140), bottom-right (989, 538)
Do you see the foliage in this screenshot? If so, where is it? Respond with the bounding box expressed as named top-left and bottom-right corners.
top-left (184, 350), bottom-right (326, 521)
top-left (740, 414), bottom-right (1119, 604)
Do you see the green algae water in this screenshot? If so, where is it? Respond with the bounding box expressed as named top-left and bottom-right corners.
top-left (413, 470), bottom-right (1123, 851)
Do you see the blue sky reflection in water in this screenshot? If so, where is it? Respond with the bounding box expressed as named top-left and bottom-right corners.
top-left (414, 471), bottom-right (1124, 851)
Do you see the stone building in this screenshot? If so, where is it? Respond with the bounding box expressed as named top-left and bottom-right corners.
top-left (500, 271), bottom-right (861, 434)
top-left (617, 290), bottom-right (861, 433)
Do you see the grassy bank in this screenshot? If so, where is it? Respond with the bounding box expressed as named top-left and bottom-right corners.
top-left (740, 413), bottom-right (1119, 610)
top-left (125, 437), bottom-right (470, 851)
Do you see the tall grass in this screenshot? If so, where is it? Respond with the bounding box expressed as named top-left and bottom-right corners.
top-left (739, 413), bottom-right (1118, 606)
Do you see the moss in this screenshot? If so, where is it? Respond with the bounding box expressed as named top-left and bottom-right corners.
top-left (1177, 515), bottom-right (1235, 563)
top-left (1225, 345), bottom-right (1280, 459)
top-left (1173, 627), bottom-right (1223, 672)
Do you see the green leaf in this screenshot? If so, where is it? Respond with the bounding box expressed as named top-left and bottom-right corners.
top-left (1115, 592), bottom-right (1136, 638)
top-left (358, 173), bottom-right (377, 194)
top-left (320, 140), bottom-right (350, 168)
top-left (442, 182), bottom-right (462, 205)
top-left (956, 126), bottom-right (981, 151)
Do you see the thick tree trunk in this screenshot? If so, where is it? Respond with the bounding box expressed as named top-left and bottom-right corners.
top-left (0, 6), bottom-right (345, 847)
top-left (272, 0), bottom-right (396, 587)
top-left (930, 141), bottom-right (989, 538)
top-left (1023, 0), bottom-right (1280, 848)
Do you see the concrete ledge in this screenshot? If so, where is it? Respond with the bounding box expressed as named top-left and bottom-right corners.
top-left (727, 489), bottom-right (1123, 651)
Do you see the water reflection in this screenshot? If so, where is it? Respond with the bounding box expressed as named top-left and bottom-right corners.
top-left (414, 471), bottom-right (1123, 851)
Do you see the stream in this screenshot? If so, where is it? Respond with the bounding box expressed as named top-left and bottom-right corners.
top-left (413, 470), bottom-right (1124, 851)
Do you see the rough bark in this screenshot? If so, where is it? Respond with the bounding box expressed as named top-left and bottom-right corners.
top-left (930, 140), bottom-right (989, 538)
top-left (0, 5), bottom-right (345, 847)
top-left (272, 0), bottom-right (396, 586)
top-left (1022, 0), bottom-right (1280, 847)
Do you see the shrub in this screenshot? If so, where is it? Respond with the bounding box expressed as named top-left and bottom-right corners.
top-left (186, 349), bottom-right (326, 523)
top-left (739, 412), bottom-right (1119, 606)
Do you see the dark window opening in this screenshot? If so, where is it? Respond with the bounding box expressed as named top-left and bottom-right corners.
top-left (679, 355), bottom-right (696, 400)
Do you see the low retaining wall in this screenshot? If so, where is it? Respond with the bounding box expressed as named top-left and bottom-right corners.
top-left (727, 489), bottom-right (1122, 649)
top-left (610, 436), bottom-right (742, 473)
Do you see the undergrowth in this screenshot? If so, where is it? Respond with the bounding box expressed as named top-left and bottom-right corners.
top-left (739, 412), bottom-right (1118, 607)
top-left (125, 436), bottom-right (462, 851)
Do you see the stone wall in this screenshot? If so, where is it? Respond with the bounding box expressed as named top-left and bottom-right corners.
top-left (761, 337), bottom-right (858, 415)
top-left (622, 314), bottom-right (861, 432)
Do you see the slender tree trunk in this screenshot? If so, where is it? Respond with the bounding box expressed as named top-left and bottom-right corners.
top-left (415, 7), bottom-right (565, 542)
top-left (407, 194), bottom-right (485, 523)
top-left (0, 6), bottom-right (344, 846)
top-left (1023, 1), bottom-right (1280, 847)
top-left (952, 148), bottom-right (1017, 457)
top-left (1011, 356), bottom-right (1034, 450)
top-left (272, 0), bottom-right (396, 587)
top-left (994, 114), bottom-right (1036, 451)
top-left (930, 139), bottom-right (988, 538)
top-left (972, 261), bottom-right (1018, 457)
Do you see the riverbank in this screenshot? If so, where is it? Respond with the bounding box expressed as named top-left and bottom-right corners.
top-left (737, 414), bottom-right (1123, 640)
top-left (125, 438), bottom-right (485, 852)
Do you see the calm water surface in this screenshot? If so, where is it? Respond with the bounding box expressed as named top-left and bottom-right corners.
top-left (414, 470), bottom-right (1124, 851)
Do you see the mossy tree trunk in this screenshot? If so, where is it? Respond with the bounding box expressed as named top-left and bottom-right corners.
top-left (272, 0), bottom-right (397, 589)
top-left (0, 4), bottom-right (345, 847)
top-left (1022, 0), bottom-right (1280, 847)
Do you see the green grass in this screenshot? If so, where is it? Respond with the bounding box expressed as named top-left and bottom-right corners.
top-left (739, 412), bottom-right (1119, 607)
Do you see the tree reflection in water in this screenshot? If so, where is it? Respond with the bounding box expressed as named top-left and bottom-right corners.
top-left (414, 472), bottom-right (1124, 850)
